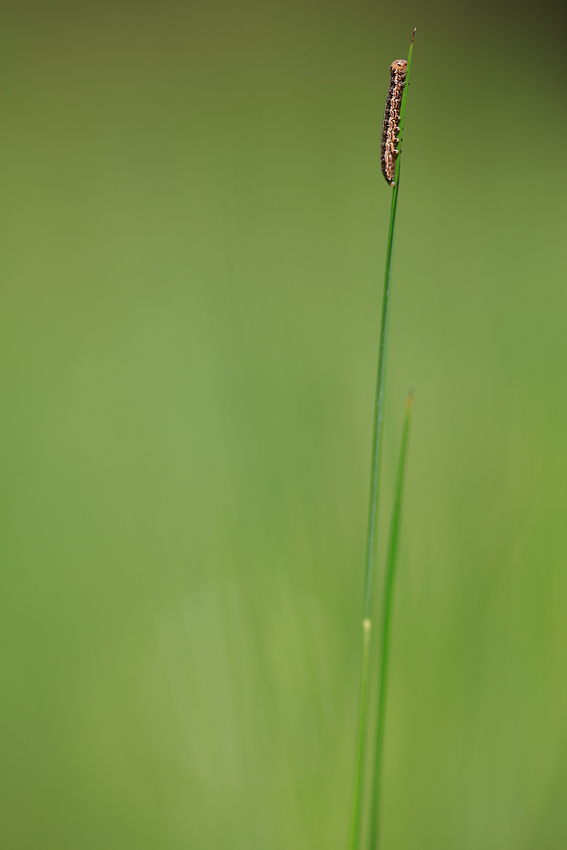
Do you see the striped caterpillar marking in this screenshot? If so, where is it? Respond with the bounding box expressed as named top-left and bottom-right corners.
top-left (381, 59), bottom-right (407, 186)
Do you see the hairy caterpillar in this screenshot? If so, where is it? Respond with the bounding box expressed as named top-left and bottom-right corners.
top-left (380, 59), bottom-right (407, 186)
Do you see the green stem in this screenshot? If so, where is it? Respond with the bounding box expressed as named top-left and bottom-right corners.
top-left (368, 392), bottom-right (414, 850)
top-left (363, 169), bottom-right (400, 621)
top-left (348, 185), bottom-right (395, 850)
top-left (347, 28), bottom-right (415, 850)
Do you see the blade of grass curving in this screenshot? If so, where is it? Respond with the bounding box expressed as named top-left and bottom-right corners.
top-left (368, 391), bottom-right (414, 850)
top-left (347, 28), bottom-right (415, 850)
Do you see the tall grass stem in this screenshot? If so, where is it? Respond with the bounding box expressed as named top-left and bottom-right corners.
top-left (347, 28), bottom-right (415, 850)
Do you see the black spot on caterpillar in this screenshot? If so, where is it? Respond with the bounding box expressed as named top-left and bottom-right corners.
top-left (381, 59), bottom-right (407, 186)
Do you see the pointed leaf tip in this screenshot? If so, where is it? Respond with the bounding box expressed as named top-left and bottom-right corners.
top-left (411, 27), bottom-right (416, 43)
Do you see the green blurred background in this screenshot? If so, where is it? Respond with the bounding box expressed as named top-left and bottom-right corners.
top-left (2, 1), bottom-right (567, 847)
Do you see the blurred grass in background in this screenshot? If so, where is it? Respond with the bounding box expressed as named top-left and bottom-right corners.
top-left (1, 1), bottom-right (567, 848)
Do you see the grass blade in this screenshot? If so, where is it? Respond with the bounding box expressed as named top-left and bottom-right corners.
top-left (347, 28), bottom-right (416, 850)
top-left (368, 391), bottom-right (414, 850)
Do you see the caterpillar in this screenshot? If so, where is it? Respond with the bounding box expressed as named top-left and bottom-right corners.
top-left (381, 59), bottom-right (407, 186)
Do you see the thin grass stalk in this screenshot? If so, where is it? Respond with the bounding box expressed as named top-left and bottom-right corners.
top-left (347, 29), bottom-right (415, 850)
top-left (368, 392), bottom-right (414, 850)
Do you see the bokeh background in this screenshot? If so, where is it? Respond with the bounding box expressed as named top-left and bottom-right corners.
top-left (2, 1), bottom-right (567, 847)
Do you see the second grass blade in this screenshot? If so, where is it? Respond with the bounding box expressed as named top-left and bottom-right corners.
top-left (368, 391), bottom-right (414, 850)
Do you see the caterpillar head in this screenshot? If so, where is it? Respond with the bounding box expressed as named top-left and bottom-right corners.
top-left (390, 59), bottom-right (407, 75)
